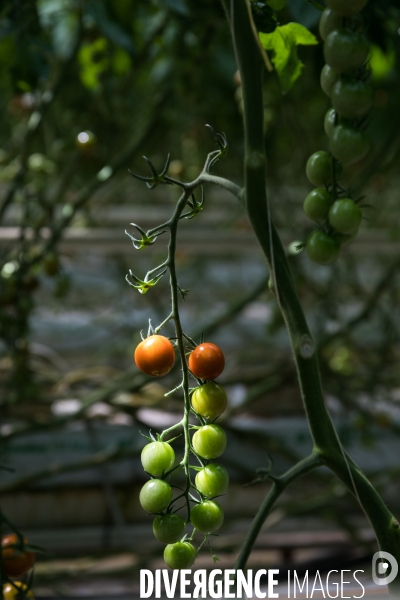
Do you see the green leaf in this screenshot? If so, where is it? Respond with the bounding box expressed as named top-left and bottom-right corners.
top-left (259, 22), bottom-right (318, 92)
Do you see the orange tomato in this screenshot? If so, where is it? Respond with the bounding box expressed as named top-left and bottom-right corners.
top-left (188, 343), bottom-right (225, 381)
top-left (134, 335), bottom-right (175, 377)
top-left (2, 534), bottom-right (35, 578)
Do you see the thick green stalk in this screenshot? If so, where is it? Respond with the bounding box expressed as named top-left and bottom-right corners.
top-left (224, 0), bottom-right (400, 591)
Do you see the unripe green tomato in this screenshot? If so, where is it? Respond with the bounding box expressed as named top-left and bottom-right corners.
top-left (306, 230), bottom-right (341, 265)
top-left (191, 382), bottom-right (227, 420)
top-left (141, 442), bottom-right (175, 477)
top-left (319, 9), bottom-right (343, 41)
top-left (266, 0), bottom-right (286, 10)
top-left (324, 29), bottom-right (369, 73)
top-left (326, 0), bottom-right (368, 16)
top-left (306, 151), bottom-right (342, 186)
top-left (164, 542), bottom-right (196, 569)
top-left (329, 199), bottom-right (362, 234)
top-left (192, 424), bottom-right (227, 459)
top-left (139, 479), bottom-right (172, 513)
top-left (195, 463), bottom-right (229, 498)
top-left (330, 124), bottom-right (370, 165)
top-left (331, 77), bottom-right (373, 119)
top-left (320, 64), bottom-right (339, 97)
top-left (324, 108), bottom-right (337, 138)
top-left (190, 500), bottom-right (224, 533)
top-left (303, 188), bottom-right (332, 223)
top-left (153, 514), bottom-right (185, 544)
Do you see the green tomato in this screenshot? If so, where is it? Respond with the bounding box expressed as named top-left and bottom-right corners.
top-left (331, 77), bottom-right (373, 119)
top-left (329, 199), bottom-right (362, 234)
top-left (306, 151), bottom-right (342, 186)
top-left (320, 64), bottom-right (339, 97)
top-left (303, 188), bottom-right (332, 223)
top-left (141, 441), bottom-right (175, 477)
top-left (319, 9), bottom-right (343, 41)
top-left (190, 500), bottom-right (224, 533)
top-left (195, 463), bottom-right (229, 498)
top-left (324, 29), bottom-right (369, 73)
top-left (139, 479), bottom-right (172, 514)
top-left (192, 424), bottom-right (227, 460)
top-left (153, 514), bottom-right (185, 544)
top-left (326, 0), bottom-right (368, 16)
top-left (330, 124), bottom-right (370, 164)
top-left (324, 108), bottom-right (337, 138)
top-left (164, 541), bottom-right (196, 569)
top-left (266, 0), bottom-right (286, 10)
top-left (191, 382), bottom-right (227, 420)
top-left (306, 230), bottom-right (341, 265)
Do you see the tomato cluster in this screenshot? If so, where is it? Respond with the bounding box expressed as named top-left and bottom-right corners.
top-left (135, 336), bottom-right (229, 569)
top-left (304, 0), bottom-right (371, 265)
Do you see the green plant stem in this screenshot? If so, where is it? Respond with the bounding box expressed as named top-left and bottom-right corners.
top-left (166, 189), bottom-right (196, 520)
top-left (223, 0), bottom-right (400, 593)
top-left (235, 452), bottom-right (324, 571)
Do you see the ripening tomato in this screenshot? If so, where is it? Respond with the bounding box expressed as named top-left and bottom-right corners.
top-left (191, 382), bottom-right (227, 420)
top-left (164, 541), bottom-right (196, 569)
top-left (192, 424), bottom-right (227, 459)
top-left (188, 343), bottom-right (225, 381)
top-left (190, 500), bottom-right (224, 533)
top-left (330, 124), bottom-right (370, 165)
top-left (141, 442), bottom-right (175, 476)
top-left (326, 0), bottom-right (368, 16)
top-left (134, 335), bottom-right (175, 377)
top-left (329, 199), bottom-right (363, 234)
top-left (306, 230), bottom-right (341, 265)
top-left (324, 29), bottom-right (369, 73)
top-left (139, 479), bottom-right (172, 513)
top-left (3, 583), bottom-right (35, 600)
top-left (331, 77), bottom-right (373, 119)
top-left (195, 463), bottom-right (229, 498)
top-left (1, 534), bottom-right (35, 578)
top-left (303, 188), bottom-right (332, 223)
top-left (153, 514), bottom-right (185, 544)
top-left (319, 9), bottom-right (343, 41)
top-left (320, 64), bottom-right (339, 97)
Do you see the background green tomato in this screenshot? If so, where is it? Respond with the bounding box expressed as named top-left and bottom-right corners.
top-left (306, 230), bottom-right (341, 265)
top-left (303, 188), bottom-right (332, 223)
top-left (319, 9), bottom-right (343, 41)
top-left (324, 29), bottom-right (369, 73)
top-left (320, 64), bottom-right (339, 97)
top-left (153, 513), bottom-right (185, 544)
top-left (330, 124), bottom-right (370, 164)
top-left (331, 77), bottom-right (373, 118)
top-left (164, 542), bottom-right (196, 569)
top-left (327, 0), bottom-right (368, 16)
top-left (329, 199), bottom-right (363, 234)
top-left (190, 500), bottom-right (224, 533)
top-left (139, 479), bottom-right (172, 513)
top-left (195, 463), bottom-right (229, 498)
top-left (191, 382), bottom-right (227, 420)
top-left (266, 0), bottom-right (286, 10)
top-left (141, 441), bottom-right (175, 476)
top-left (192, 424), bottom-right (227, 459)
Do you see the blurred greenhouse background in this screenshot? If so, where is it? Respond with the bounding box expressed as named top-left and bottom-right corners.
top-left (1, 0), bottom-right (400, 597)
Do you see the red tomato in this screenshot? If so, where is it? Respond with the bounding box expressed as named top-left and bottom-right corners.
top-left (134, 335), bottom-right (175, 377)
top-left (188, 343), bottom-right (225, 381)
top-left (1, 534), bottom-right (35, 578)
